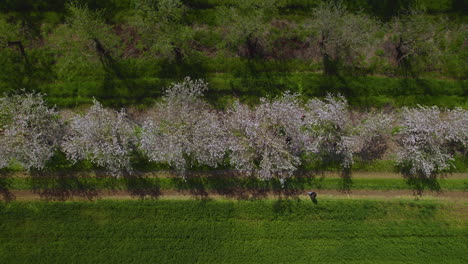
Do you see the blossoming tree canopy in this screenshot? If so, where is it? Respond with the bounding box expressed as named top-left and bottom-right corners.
top-left (140, 77), bottom-right (227, 173)
top-left (397, 106), bottom-right (467, 179)
top-left (0, 92), bottom-right (63, 170)
top-left (303, 94), bottom-right (393, 176)
top-left (0, 78), bottom-right (466, 184)
top-left (61, 99), bottom-right (136, 176)
top-left (225, 92), bottom-right (308, 180)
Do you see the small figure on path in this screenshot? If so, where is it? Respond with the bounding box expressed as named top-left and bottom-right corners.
top-left (307, 191), bottom-right (318, 204)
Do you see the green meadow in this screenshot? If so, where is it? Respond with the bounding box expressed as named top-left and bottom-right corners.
top-left (1, 1), bottom-right (467, 263)
top-left (4, 174), bottom-right (468, 192)
top-left (0, 199), bottom-right (466, 263)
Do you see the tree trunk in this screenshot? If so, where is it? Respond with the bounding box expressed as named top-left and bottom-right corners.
top-left (7, 41), bottom-right (29, 64)
top-left (395, 37), bottom-right (412, 76)
top-left (245, 34), bottom-right (261, 59)
top-left (318, 33), bottom-right (338, 75)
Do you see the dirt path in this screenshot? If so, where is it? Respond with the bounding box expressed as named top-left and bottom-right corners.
top-left (8, 172), bottom-right (468, 179)
top-left (5, 189), bottom-right (467, 202)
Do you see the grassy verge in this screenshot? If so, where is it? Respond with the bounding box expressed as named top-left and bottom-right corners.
top-left (40, 71), bottom-right (467, 109)
top-left (0, 199), bottom-right (466, 263)
top-left (2, 58), bottom-right (466, 108)
top-left (3, 175), bottom-right (467, 192)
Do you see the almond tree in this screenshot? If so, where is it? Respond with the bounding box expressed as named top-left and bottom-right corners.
top-left (216, 0), bottom-right (280, 59)
top-left (225, 92), bottom-right (308, 181)
top-left (397, 106), bottom-right (467, 188)
top-left (0, 92), bottom-right (63, 170)
top-left (139, 77), bottom-right (227, 175)
top-left (310, 1), bottom-right (379, 75)
top-left (388, 10), bottom-right (446, 76)
top-left (304, 94), bottom-right (354, 176)
top-left (61, 100), bottom-right (136, 176)
top-left (446, 108), bottom-right (468, 152)
top-left (304, 94), bottom-right (392, 182)
top-left (354, 112), bottom-right (393, 162)
top-left (48, 1), bottom-right (120, 80)
top-left (132, 0), bottom-right (192, 62)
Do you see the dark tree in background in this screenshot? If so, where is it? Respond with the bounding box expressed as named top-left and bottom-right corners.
top-left (310, 1), bottom-right (379, 75)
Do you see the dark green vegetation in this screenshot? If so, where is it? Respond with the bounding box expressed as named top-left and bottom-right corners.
top-left (0, 199), bottom-right (466, 263)
top-left (2, 155), bottom-right (467, 201)
top-left (4, 174), bottom-right (468, 192)
top-left (1, 2), bottom-right (466, 262)
top-left (0, 0), bottom-right (466, 108)
top-left (1, 172), bottom-right (466, 202)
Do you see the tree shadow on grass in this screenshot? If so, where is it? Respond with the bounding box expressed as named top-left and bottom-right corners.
top-left (172, 171), bottom-right (271, 200)
top-left (273, 198), bottom-right (294, 216)
top-left (29, 170), bottom-right (100, 201)
top-left (172, 171), bottom-right (324, 200)
top-left (274, 172), bottom-right (325, 199)
top-left (339, 172), bottom-right (353, 193)
top-left (123, 172), bottom-right (162, 199)
top-left (29, 170), bottom-right (164, 201)
top-left (0, 171), bottom-right (15, 202)
top-left (201, 171), bottom-right (270, 200)
top-left (404, 174), bottom-right (441, 197)
top-left (173, 172), bottom-right (210, 199)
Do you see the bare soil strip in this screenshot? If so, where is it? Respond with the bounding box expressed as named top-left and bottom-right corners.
top-left (7, 171), bottom-right (468, 179)
top-left (6, 189), bottom-right (467, 202)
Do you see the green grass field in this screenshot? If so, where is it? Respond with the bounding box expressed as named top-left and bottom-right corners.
top-left (5, 174), bottom-right (467, 192)
top-left (0, 199), bottom-right (466, 263)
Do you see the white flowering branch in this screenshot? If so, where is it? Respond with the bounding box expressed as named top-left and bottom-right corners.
top-left (61, 99), bottom-right (136, 176)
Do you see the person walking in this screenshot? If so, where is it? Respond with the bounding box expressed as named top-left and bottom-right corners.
top-left (307, 191), bottom-right (318, 204)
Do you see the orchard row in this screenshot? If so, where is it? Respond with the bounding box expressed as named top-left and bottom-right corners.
top-left (0, 77), bottom-right (466, 181)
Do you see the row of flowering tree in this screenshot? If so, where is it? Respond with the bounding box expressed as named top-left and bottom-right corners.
top-left (1, 79), bottom-right (466, 189)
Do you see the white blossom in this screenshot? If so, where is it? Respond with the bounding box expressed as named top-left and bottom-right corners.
top-left (225, 92), bottom-right (308, 180)
top-left (396, 106), bottom-right (467, 178)
top-left (139, 77), bottom-right (227, 174)
top-left (1, 87), bottom-right (465, 183)
top-left (304, 94), bottom-right (355, 170)
top-left (354, 112), bottom-right (393, 161)
top-left (61, 99), bottom-right (136, 176)
top-left (0, 92), bottom-right (63, 170)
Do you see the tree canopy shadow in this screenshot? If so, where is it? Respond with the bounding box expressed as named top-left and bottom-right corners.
top-left (272, 198), bottom-right (305, 217)
top-left (339, 169), bottom-right (353, 193)
top-left (208, 173), bottom-right (270, 200)
top-left (173, 172), bottom-right (210, 199)
top-left (171, 170), bottom-right (324, 200)
top-left (0, 171), bottom-right (15, 202)
top-left (29, 170), bottom-right (100, 201)
top-left (404, 174), bottom-right (441, 196)
top-left (123, 172), bottom-right (162, 199)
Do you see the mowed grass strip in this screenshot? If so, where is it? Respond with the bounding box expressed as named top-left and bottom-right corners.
top-left (0, 199), bottom-right (466, 264)
top-left (5, 176), bottom-right (468, 191)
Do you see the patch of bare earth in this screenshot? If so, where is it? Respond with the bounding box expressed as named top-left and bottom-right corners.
top-left (7, 189), bottom-right (467, 202)
top-left (9, 171), bottom-right (467, 179)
